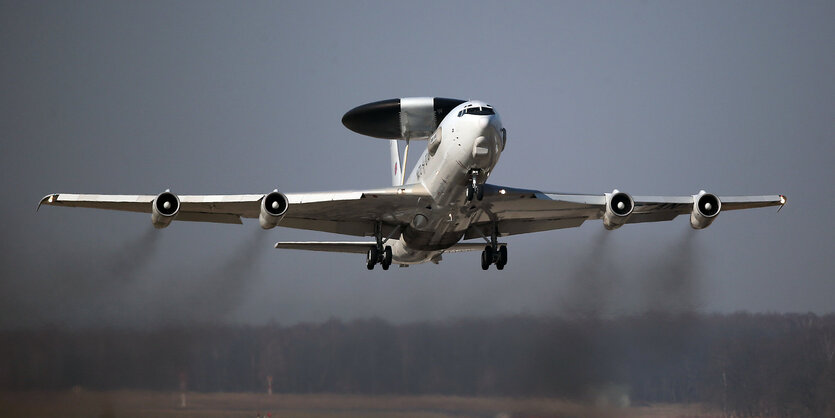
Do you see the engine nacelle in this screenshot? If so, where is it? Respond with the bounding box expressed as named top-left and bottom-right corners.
top-left (690, 190), bottom-right (721, 229)
top-left (151, 190), bottom-right (180, 229)
top-left (259, 190), bottom-right (289, 229)
top-left (603, 190), bottom-right (634, 230)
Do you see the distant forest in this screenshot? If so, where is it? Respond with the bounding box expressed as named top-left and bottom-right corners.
top-left (2, 313), bottom-right (833, 417)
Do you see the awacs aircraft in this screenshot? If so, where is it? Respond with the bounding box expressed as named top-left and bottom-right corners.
top-left (39, 97), bottom-right (786, 270)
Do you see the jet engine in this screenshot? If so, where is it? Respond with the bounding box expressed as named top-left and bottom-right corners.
top-left (690, 190), bottom-right (721, 229)
top-left (603, 190), bottom-right (634, 230)
top-left (151, 190), bottom-right (180, 229)
top-left (259, 190), bottom-right (289, 229)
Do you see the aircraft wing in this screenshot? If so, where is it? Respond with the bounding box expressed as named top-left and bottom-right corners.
top-left (464, 184), bottom-right (786, 239)
top-left (37, 193), bottom-right (261, 225)
top-left (38, 183), bottom-right (432, 237)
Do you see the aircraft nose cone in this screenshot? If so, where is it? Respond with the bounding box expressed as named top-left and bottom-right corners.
top-left (475, 115), bottom-right (500, 138)
top-left (477, 115), bottom-right (490, 129)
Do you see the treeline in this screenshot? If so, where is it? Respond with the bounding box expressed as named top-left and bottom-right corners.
top-left (1, 313), bottom-right (834, 416)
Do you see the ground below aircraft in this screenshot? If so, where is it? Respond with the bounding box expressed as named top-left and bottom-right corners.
top-left (40, 97), bottom-right (786, 270)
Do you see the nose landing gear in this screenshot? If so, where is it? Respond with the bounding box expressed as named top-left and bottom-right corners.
top-left (466, 169), bottom-right (484, 202)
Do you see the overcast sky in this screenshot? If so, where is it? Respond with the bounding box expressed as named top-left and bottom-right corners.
top-left (1, 1), bottom-right (832, 329)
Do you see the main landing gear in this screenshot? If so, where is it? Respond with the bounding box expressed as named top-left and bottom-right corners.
top-left (481, 245), bottom-right (508, 270)
top-left (466, 169), bottom-right (484, 202)
top-left (480, 223), bottom-right (507, 270)
top-left (367, 245), bottom-right (392, 270)
top-left (367, 222), bottom-right (393, 270)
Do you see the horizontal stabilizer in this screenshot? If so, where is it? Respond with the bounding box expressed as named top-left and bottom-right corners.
top-left (444, 243), bottom-right (506, 253)
top-left (274, 242), bottom-right (376, 254)
top-left (274, 241), bottom-right (504, 254)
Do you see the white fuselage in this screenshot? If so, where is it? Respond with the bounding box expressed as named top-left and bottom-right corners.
top-left (389, 101), bottom-right (504, 264)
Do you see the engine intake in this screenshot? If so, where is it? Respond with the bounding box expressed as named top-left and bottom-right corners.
top-left (690, 191), bottom-right (721, 229)
top-left (151, 190), bottom-right (180, 229)
top-left (603, 190), bottom-right (634, 230)
top-left (260, 190), bottom-right (289, 229)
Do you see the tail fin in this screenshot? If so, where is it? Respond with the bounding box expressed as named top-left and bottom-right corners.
top-left (390, 140), bottom-right (402, 186)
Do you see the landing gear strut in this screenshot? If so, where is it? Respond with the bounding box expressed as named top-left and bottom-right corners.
top-left (480, 224), bottom-right (507, 270)
top-left (366, 222), bottom-right (393, 270)
top-left (466, 169), bottom-right (484, 202)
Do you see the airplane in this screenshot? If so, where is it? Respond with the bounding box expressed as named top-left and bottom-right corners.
top-left (39, 97), bottom-right (786, 270)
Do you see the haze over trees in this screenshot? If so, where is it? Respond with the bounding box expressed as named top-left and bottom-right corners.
top-left (1, 313), bottom-right (833, 417)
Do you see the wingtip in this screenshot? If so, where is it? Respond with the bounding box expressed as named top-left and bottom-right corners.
top-left (37, 194), bottom-right (57, 212)
top-left (777, 194), bottom-right (787, 212)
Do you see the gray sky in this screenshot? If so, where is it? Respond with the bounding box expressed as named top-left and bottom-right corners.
top-left (1, 1), bottom-right (833, 329)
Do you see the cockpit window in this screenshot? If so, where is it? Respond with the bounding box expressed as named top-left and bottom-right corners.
top-left (458, 106), bottom-right (495, 117)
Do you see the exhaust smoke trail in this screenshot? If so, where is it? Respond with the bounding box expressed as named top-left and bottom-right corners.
top-left (31, 228), bottom-right (163, 328)
top-left (179, 230), bottom-right (270, 321)
top-left (540, 228), bottom-right (706, 404)
top-left (557, 230), bottom-right (615, 318)
top-left (102, 227), bottom-right (161, 282)
top-left (56, 227), bottom-right (161, 290)
top-left (640, 230), bottom-right (702, 314)
top-left (553, 228), bottom-right (705, 316)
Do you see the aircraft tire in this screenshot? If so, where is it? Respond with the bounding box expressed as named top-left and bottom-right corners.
top-left (498, 245), bottom-right (508, 266)
top-left (476, 186), bottom-right (484, 201)
top-left (367, 247), bottom-right (378, 270)
top-left (481, 250), bottom-right (490, 270)
top-left (466, 185), bottom-right (474, 202)
top-left (383, 246), bottom-right (393, 268)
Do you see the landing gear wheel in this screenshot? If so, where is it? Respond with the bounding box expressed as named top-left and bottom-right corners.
top-left (479, 223), bottom-right (505, 271)
top-left (498, 246), bottom-right (508, 266)
top-left (367, 247), bottom-right (378, 270)
top-left (466, 185), bottom-right (474, 202)
top-left (476, 186), bottom-right (484, 201)
top-left (381, 246), bottom-right (392, 270)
